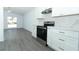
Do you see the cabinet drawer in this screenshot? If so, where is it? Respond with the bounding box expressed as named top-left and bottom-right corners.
top-left (52, 33), bottom-right (78, 48)
top-left (51, 40), bottom-right (78, 51)
top-left (52, 32), bottom-right (78, 41)
top-left (50, 40), bottom-right (63, 51)
top-left (52, 29), bottom-right (79, 38)
top-left (58, 37), bottom-right (78, 49)
top-left (64, 45), bottom-right (78, 51)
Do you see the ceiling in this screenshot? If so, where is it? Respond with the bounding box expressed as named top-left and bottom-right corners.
top-left (4, 7), bottom-right (35, 15)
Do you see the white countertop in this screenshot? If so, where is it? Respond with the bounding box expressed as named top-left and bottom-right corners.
top-left (48, 26), bottom-right (79, 32)
top-left (47, 19), bottom-right (79, 32)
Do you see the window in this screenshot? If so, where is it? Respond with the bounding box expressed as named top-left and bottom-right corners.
top-left (7, 16), bottom-right (17, 28)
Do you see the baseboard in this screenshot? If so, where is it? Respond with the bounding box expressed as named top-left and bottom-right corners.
top-left (23, 28), bottom-right (32, 33)
top-left (4, 28), bottom-right (32, 34)
top-left (4, 28), bottom-right (23, 30)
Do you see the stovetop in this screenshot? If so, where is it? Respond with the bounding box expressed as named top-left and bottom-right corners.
top-left (37, 26), bottom-right (47, 30)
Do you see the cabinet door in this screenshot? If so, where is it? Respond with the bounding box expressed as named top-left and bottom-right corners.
top-left (63, 7), bottom-right (79, 15)
top-left (63, 45), bottom-right (78, 51)
top-left (47, 28), bottom-right (79, 51)
top-left (52, 40), bottom-right (78, 51)
top-left (52, 7), bottom-right (79, 17)
top-left (47, 28), bottom-right (53, 47)
top-left (52, 7), bottom-right (65, 16)
top-left (47, 27), bottom-right (60, 50)
top-left (32, 26), bottom-right (37, 38)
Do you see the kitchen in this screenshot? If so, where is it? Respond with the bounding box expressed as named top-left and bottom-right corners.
top-left (0, 7), bottom-right (79, 51)
top-left (32, 7), bottom-right (79, 51)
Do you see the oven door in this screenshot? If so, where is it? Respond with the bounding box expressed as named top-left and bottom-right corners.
top-left (37, 27), bottom-right (47, 41)
top-left (42, 29), bottom-right (47, 41)
top-left (37, 27), bottom-right (42, 38)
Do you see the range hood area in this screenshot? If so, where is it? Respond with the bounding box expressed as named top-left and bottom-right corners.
top-left (41, 8), bottom-right (52, 14)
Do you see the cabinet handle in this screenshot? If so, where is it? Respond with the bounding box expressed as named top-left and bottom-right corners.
top-left (59, 39), bottom-right (64, 41)
top-left (58, 47), bottom-right (64, 50)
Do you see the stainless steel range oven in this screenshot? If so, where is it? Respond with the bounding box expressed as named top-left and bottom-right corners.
top-left (37, 21), bottom-right (55, 45)
top-left (37, 26), bottom-right (47, 41)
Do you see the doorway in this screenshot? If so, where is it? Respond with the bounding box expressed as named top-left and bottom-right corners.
top-left (7, 16), bottom-right (17, 28)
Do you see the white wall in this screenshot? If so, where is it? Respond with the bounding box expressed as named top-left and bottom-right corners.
top-left (23, 8), bottom-right (37, 32)
top-left (23, 7), bottom-right (79, 38)
top-left (23, 7), bottom-right (52, 32)
top-left (52, 7), bottom-right (79, 16)
top-left (4, 10), bottom-right (23, 29)
top-left (51, 15), bottom-right (79, 28)
top-left (0, 7), bottom-right (4, 41)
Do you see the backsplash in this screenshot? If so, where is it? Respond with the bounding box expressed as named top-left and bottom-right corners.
top-left (37, 13), bottom-right (53, 26)
top-left (37, 14), bottom-right (79, 28)
top-left (52, 14), bottom-right (79, 28)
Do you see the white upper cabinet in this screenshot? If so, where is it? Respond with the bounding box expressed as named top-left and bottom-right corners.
top-left (52, 7), bottom-right (79, 17)
top-left (52, 7), bottom-right (64, 16)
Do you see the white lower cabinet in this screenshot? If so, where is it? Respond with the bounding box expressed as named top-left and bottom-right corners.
top-left (51, 40), bottom-right (78, 51)
top-left (32, 26), bottom-right (37, 38)
top-left (47, 27), bottom-right (79, 51)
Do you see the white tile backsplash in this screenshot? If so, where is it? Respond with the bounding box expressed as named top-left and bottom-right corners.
top-left (52, 15), bottom-right (79, 28)
top-left (37, 13), bottom-right (53, 26)
top-left (38, 14), bottom-right (79, 30)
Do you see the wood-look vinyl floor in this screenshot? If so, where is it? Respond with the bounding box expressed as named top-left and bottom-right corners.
top-left (2, 28), bottom-right (53, 51)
